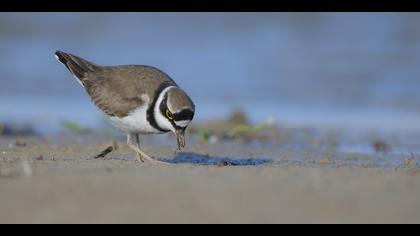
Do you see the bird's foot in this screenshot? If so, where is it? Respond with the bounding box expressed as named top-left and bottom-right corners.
top-left (132, 153), bottom-right (145, 163)
top-left (133, 152), bottom-right (172, 166)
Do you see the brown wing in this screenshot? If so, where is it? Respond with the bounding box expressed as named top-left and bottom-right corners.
top-left (83, 65), bottom-right (177, 118)
top-left (56, 51), bottom-right (177, 118)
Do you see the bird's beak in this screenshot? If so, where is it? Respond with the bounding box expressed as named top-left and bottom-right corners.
top-left (175, 129), bottom-right (186, 150)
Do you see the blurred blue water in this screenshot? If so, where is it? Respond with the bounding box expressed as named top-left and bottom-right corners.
top-left (1, 13), bottom-right (420, 133)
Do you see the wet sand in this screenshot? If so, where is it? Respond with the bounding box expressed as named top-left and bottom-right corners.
top-left (1, 129), bottom-right (420, 223)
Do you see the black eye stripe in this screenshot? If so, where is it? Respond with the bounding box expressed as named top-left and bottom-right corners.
top-left (173, 109), bottom-right (194, 121)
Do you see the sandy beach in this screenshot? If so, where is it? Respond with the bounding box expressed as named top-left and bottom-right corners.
top-left (1, 123), bottom-right (420, 224)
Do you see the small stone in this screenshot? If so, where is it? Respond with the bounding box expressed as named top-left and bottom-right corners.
top-left (217, 161), bottom-right (230, 167)
top-left (33, 155), bottom-right (44, 161)
top-left (372, 141), bottom-right (390, 153)
top-left (15, 140), bottom-right (27, 147)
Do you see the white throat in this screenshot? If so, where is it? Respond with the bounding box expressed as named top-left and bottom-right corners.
top-left (154, 86), bottom-right (176, 133)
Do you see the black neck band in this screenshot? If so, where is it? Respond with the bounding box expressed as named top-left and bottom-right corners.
top-left (147, 83), bottom-right (173, 132)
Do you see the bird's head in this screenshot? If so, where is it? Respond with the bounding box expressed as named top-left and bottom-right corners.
top-left (155, 86), bottom-right (195, 150)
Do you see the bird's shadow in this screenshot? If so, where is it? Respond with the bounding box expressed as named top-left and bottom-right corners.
top-left (158, 152), bottom-right (273, 166)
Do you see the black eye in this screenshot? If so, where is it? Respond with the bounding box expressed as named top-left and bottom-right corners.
top-left (166, 109), bottom-right (173, 120)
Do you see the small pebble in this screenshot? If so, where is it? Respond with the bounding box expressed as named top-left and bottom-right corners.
top-left (15, 140), bottom-right (27, 147)
top-left (33, 155), bottom-right (44, 161)
top-left (217, 161), bottom-right (231, 167)
top-left (372, 141), bottom-right (390, 153)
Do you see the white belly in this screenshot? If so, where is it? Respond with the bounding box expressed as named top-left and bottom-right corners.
top-left (107, 105), bottom-right (162, 134)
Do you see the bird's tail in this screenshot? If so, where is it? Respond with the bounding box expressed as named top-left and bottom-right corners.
top-left (54, 50), bottom-right (99, 87)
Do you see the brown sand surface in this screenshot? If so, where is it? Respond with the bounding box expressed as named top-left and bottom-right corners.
top-left (1, 131), bottom-right (420, 224)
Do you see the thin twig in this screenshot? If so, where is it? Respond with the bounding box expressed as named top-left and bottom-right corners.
top-left (94, 146), bottom-right (114, 159)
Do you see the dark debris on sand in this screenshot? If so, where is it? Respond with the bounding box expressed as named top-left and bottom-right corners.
top-left (189, 110), bottom-right (276, 144)
top-left (94, 146), bottom-right (114, 159)
top-left (372, 140), bottom-right (391, 153)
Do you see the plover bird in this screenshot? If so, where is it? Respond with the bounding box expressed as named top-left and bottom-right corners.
top-left (55, 51), bottom-right (195, 164)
